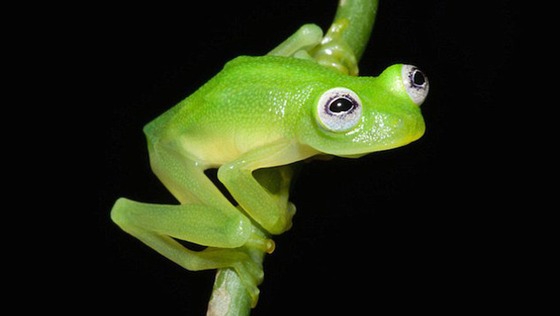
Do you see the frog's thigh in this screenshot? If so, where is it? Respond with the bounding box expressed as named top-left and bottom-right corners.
top-left (111, 198), bottom-right (254, 271)
top-left (147, 139), bottom-right (234, 209)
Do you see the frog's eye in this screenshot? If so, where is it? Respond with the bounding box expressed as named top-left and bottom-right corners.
top-left (317, 87), bottom-right (362, 132)
top-left (402, 64), bottom-right (429, 105)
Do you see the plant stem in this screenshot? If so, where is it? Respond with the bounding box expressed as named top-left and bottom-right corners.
top-left (312, 0), bottom-right (379, 75)
top-left (331, 0), bottom-right (378, 63)
top-left (206, 269), bottom-right (253, 316)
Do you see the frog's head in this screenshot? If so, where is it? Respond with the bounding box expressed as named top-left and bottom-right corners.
top-left (300, 64), bottom-right (428, 158)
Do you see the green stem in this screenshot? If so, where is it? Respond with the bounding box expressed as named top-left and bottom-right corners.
top-left (312, 0), bottom-right (378, 75)
top-left (331, 0), bottom-right (378, 64)
top-left (206, 269), bottom-right (254, 316)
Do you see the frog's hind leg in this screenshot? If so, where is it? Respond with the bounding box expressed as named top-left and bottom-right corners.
top-left (110, 139), bottom-right (272, 303)
top-left (113, 137), bottom-right (258, 250)
top-left (110, 198), bottom-right (266, 300)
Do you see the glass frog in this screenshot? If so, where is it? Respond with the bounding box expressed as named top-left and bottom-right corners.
top-left (110, 0), bottom-right (428, 314)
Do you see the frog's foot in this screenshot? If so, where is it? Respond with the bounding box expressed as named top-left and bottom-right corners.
top-left (232, 256), bottom-right (264, 307)
top-left (267, 23), bottom-right (323, 58)
top-left (204, 228), bottom-right (273, 306)
top-left (205, 246), bottom-right (265, 307)
top-left (311, 39), bottom-right (359, 76)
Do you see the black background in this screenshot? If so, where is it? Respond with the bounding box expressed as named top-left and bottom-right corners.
top-left (98, 0), bottom-right (517, 314)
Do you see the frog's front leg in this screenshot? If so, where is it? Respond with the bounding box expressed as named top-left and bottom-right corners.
top-left (267, 23), bottom-right (323, 59)
top-left (218, 140), bottom-right (317, 235)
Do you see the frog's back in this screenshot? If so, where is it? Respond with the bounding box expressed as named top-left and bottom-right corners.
top-left (143, 55), bottom-right (345, 158)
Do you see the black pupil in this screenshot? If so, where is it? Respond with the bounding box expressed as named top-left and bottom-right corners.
top-left (329, 97), bottom-right (354, 113)
top-left (412, 70), bottom-right (425, 86)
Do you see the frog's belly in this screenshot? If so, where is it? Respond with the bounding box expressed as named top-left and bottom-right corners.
top-left (179, 132), bottom-right (282, 168)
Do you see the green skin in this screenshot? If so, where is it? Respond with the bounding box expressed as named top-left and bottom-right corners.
top-left (111, 0), bottom-right (428, 312)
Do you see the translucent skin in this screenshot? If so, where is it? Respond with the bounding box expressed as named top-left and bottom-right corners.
top-left (145, 56), bottom-right (425, 167)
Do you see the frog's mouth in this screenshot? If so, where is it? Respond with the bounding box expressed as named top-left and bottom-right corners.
top-left (337, 138), bottom-right (419, 159)
top-left (349, 112), bottom-right (425, 153)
